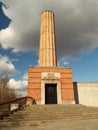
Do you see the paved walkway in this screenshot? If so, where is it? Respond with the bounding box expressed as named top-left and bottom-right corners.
top-left (1, 119), bottom-right (98, 130)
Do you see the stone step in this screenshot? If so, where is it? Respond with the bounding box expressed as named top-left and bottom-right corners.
top-left (1, 104), bottom-right (98, 129)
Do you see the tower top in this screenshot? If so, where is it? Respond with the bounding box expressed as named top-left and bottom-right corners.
top-left (41, 10), bottom-right (54, 14)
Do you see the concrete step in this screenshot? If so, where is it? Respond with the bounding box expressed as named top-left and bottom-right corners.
top-left (1, 104), bottom-right (98, 129)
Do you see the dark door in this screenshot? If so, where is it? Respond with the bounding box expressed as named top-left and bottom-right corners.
top-left (45, 84), bottom-right (57, 104)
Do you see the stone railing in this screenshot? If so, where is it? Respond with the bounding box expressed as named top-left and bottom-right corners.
top-left (0, 96), bottom-right (36, 119)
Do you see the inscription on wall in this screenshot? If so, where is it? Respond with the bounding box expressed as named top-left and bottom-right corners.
top-left (42, 72), bottom-right (60, 79)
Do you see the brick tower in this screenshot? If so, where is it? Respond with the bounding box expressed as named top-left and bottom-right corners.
top-left (39, 11), bottom-right (57, 67)
top-left (28, 10), bottom-right (75, 104)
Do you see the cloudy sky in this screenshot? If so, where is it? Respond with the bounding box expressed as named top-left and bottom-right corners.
top-left (0, 0), bottom-right (98, 95)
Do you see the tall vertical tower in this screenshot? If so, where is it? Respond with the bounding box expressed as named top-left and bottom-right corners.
top-left (39, 11), bottom-right (57, 67)
top-left (28, 10), bottom-right (75, 105)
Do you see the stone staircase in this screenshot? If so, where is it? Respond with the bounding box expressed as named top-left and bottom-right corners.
top-left (1, 104), bottom-right (98, 129)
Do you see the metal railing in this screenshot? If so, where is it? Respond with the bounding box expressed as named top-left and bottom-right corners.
top-left (0, 96), bottom-right (36, 119)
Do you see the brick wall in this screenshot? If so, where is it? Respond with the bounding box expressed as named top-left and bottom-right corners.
top-left (28, 67), bottom-right (75, 102)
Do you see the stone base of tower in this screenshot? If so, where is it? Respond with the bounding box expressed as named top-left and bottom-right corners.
top-left (28, 66), bottom-right (75, 105)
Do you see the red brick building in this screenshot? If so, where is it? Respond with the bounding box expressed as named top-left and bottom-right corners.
top-left (28, 11), bottom-right (75, 104)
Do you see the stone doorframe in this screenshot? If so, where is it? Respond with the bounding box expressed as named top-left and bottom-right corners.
top-left (41, 80), bottom-right (62, 104)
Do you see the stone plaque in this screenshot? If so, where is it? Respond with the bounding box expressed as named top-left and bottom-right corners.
top-left (42, 72), bottom-right (60, 79)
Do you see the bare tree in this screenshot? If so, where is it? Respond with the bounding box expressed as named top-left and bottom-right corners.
top-left (0, 76), bottom-right (17, 103)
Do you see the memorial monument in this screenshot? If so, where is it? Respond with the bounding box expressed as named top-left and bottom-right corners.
top-left (28, 10), bottom-right (75, 104)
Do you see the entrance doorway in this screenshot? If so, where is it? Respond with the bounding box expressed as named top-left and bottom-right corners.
top-left (45, 84), bottom-right (57, 104)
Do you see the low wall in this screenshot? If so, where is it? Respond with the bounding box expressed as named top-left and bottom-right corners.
top-left (74, 82), bottom-right (98, 106)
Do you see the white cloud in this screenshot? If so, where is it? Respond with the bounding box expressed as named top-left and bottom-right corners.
top-left (0, 55), bottom-right (18, 77)
top-left (8, 79), bottom-right (27, 90)
top-left (8, 78), bottom-right (28, 96)
top-left (63, 61), bottom-right (69, 65)
top-left (8, 73), bottom-right (28, 96)
top-left (11, 59), bottom-right (19, 62)
top-left (0, 0), bottom-right (98, 60)
top-left (0, 0), bottom-right (40, 52)
top-left (22, 73), bottom-right (28, 80)
top-left (58, 58), bottom-right (70, 67)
